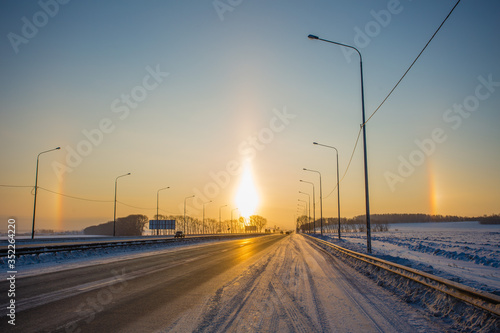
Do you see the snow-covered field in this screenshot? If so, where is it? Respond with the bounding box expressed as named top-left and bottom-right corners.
top-left (318, 221), bottom-right (500, 295)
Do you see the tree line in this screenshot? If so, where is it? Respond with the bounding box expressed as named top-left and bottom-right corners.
top-left (83, 214), bottom-right (268, 236)
top-left (296, 213), bottom-right (500, 233)
top-left (151, 214), bottom-right (268, 234)
top-left (297, 216), bottom-right (388, 233)
top-left (83, 214), bottom-right (149, 236)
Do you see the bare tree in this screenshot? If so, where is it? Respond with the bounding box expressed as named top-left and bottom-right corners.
top-left (250, 215), bottom-right (267, 232)
top-left (205, 218), bottom-right (218, 234)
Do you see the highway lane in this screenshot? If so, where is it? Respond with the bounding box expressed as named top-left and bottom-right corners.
top-left (0, 233), bottom-right (445, 332)
top-left (0, 233), bottom-right (262, 252)
top-left (0, 234), bottom-right (286, 332)
top-left (165, 234), bottom-right (443, 332)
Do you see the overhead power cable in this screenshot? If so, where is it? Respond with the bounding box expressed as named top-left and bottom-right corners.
top-left (1, 184), bottom-right (179, 214)
top-left (38, 187), bottom-right (113, 202)
top-left (362, 0), bottom-right (461, 126)
top-left (320, 0), bottom-right (461, 202)
top-left (0, 184), bottom-right (34, 188)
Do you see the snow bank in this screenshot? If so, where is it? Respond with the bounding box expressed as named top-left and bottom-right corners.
top-left (309, 234), bottom-right (500, 332)
top-left (318, 221), bottom-right (500, 295)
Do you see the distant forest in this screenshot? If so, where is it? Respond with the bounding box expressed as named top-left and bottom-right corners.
top-left (298, 213), bottom-right (500, 233)
top-left (83, 214), bottom-right (149, 236)
top-left (476, 214), bottom-right (500, 225)
top-left (350, 213), bottom-right (500, 225)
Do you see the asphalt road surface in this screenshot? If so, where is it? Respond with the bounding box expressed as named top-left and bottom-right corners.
top-left (0, 234), bottom-right (444, 332)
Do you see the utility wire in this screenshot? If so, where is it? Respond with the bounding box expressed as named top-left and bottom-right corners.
top-left (115, 201), bottom-right (156, 211)
top-left (0, 184), bottom-right (34, 188)
top-left (38, 187), bottom-right (113, 202)
top-left (321, 0), bottom-right (461, 202)
top-left (39, 188), bottom-right (161, 210)
top-left (363, 0), bottom-right (461, 126)
top-left (323, 127), bottom-right (362, 200)
top-left (1, 184), bottom-right (178, 214)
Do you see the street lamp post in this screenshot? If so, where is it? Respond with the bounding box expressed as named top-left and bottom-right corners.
top-left (114, 173), bottom-right (131, 237)
top-left (303, 168), bottom-right (323, 235)
top-left (31, 146), bottom-right (60, 239)
top-left (298, 199), bottom-right (308, 226)
top-left (219, 204), bottom-right (227, 234)
top-left (184, 195), bottom-right (195, 234)
top-left (296, 208), bottom-right (304, 232)
top-left (231, 208), bottom-right (238, 234)
top-left (299, 191), bottom-right (311, 233)
top-left (156, 187), bottom-right (170, 236)
top-left (300, 180), bottom-right (315, 234)
top-left (203, 200), bottom-right (212, 234)
top-left (308, 34), bottom-right (371, 252)
top-left (297, 203), bottom-right (307, 232)
top-left (313, 142), bottom-right (341, 239)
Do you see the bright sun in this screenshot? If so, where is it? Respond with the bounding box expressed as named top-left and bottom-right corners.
top-left (235, 162), bottom-right (259, 218)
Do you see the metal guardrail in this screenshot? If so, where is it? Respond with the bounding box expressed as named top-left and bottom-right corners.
top-left (0, 233), bottom-right (268, 257)
top-left (303, 234), bottom-right (500, 317)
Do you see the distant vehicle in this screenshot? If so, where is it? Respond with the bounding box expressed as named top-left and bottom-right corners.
top-left (174, 231), bottom-right (185, 238)
top-left (285, 231), bottom-right (291, 235)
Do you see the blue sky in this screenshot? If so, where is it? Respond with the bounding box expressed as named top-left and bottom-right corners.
top-left (1, 0), bottom-right (499, 232)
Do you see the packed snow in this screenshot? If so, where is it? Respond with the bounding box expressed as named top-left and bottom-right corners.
top-left (2, 231), bottom-right (495, 331)
top-left (316, 221), bottom-right (500, 295)
top-left (164, 234), bottom-right (443, 332)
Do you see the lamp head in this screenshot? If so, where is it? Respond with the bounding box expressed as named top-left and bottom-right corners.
top-left (313, 142), bottom-right (318, 145)
top-left (308, 34), bottom-right (319, 40)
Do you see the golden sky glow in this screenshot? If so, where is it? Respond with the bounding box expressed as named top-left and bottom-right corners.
top-left (0, 2), bottom-right (499, 233)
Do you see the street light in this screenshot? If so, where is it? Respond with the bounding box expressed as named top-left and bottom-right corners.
top-left (231, 208), bottom-right (238, 234)
top-left (308, 34), bottom-right (372, 252)
top-left (298, 199), bottom-right (308, 219)
top-left (184, 195), bottom-right (195, 234)
top-left (303, 168), bottom-right (323, 235)
top-left (314, 142), bottom-right (341, 239)
top-left (156, 186), bottom-right (170, 236)
top-left (299, 191), bottom-right (311, 233)
top-left (300, 180), bottom-right (315, 234)
top-left (297, 204), bottom-right (306, 217)
top-left (114, 172), bottom-right (131, 236)
top-left (297, 203), bottom-right (307, 232)
top-left (219, 204), bottom-right (227, 234)
top-left (31, 146), bottom-right (60, 239)
top-left (203, 200), bottom-right (212, 234)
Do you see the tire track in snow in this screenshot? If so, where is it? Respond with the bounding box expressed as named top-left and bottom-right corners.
top-left (304, 236), bottom-right (443, 332)
top-left (165, 234), bottom-right (440, 332)
top-left (192, 236), bottom-right (325, 332)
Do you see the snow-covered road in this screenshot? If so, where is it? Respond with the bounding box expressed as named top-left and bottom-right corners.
top-left (166, 234), bottom-right (442, 332)
top-left (0, 234), bottom-right (450, 332)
